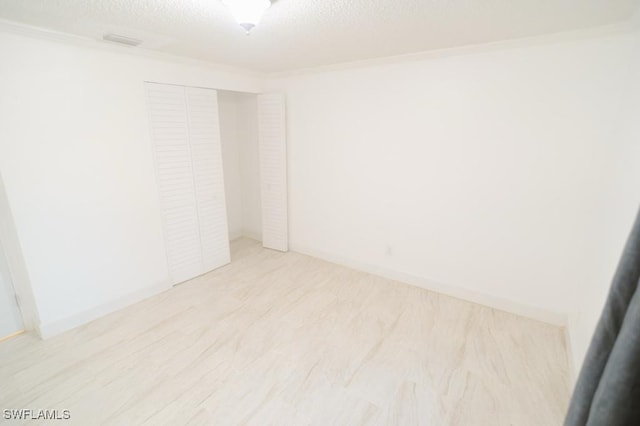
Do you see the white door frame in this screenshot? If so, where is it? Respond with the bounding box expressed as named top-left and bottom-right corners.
top-left (0, 172), bottom-right (40, 336)
top-left (0, 240), bottom-right (24, 340)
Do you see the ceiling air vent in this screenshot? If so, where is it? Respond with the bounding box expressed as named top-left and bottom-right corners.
top-left (102, 33), bottom-right (143, 47)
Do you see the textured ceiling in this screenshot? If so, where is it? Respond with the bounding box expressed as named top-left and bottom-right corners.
top-left (0, 0), bottom-right (638, 72)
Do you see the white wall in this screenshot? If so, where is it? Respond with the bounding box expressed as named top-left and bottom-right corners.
top-left (268, 30), bottom-right (636, 326)
top-left (219, 91), bottom-right (243, 239)
top-left (0, 28), bottom-right (263, 336)
top-left (237, 94), bottom-right (262, 240)
top-left (568, 17), bottom-right (640, 373)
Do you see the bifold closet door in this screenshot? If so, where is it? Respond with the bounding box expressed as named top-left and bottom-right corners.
top-left (146, 83), bottom-right (230, 285)
top-left (147, 83), bottom-right (202, 284)
top-left (258, 93), bottom-right (288, 252)
top-left (185, 87), bottom-right (231, 271)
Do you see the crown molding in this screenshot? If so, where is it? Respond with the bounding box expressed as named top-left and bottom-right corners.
top-left (0, 18), bottom-right (266, 80)
top-left (267, 21), bottom-right (636, 79)
top-left (0, 16), bottom-right (635, 81)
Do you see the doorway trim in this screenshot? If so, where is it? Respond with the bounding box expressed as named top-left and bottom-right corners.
top-left (0, 172), bottom-right (40, 335)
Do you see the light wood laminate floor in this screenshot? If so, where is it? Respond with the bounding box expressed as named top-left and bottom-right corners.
top-left (1, 238), bottom-right (570, 425)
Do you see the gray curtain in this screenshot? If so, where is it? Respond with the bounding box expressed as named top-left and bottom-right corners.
top-left (565, 209), bottom-right (640, 425)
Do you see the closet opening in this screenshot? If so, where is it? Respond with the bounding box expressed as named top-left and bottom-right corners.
top-left (147, 83), bottom-right (287, 286)
top-left (218, 91), bottom-right (262, 246)
top-left (219, 90), bottom-right (289, 254)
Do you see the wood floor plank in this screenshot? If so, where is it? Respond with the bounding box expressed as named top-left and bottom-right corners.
top-left (0, 238), bottom-right (570, 425)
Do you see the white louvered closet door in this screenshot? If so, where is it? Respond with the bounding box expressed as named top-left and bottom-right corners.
top-left (185, 87), bottom-right (230, 271)
top-left (258, 93), bottom-right (288, 252)
top-left (147, 83), bottom-right (203, 284)
top-left (147, 83), bottom-right (230, 285)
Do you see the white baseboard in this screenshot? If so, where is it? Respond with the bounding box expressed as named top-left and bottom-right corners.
top-left (37, 280), bottom-right (171, 339)
top-left (242, 229), bottom-right (262, 242)
top-left (290, 243), bottom-right (568, 326)
top-left (230, 229), bottom-right (261, 243)
top-left (35, 242), bottom-right (568, 338)
top-left (229, 230), bottom-right (244, 241)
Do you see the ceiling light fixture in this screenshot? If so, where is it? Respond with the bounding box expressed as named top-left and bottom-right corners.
top-left (223, 0), bottom-right (271, 34)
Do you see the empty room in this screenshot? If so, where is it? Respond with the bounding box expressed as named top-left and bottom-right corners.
top-left (1, 0), bottom-right (640, 424)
